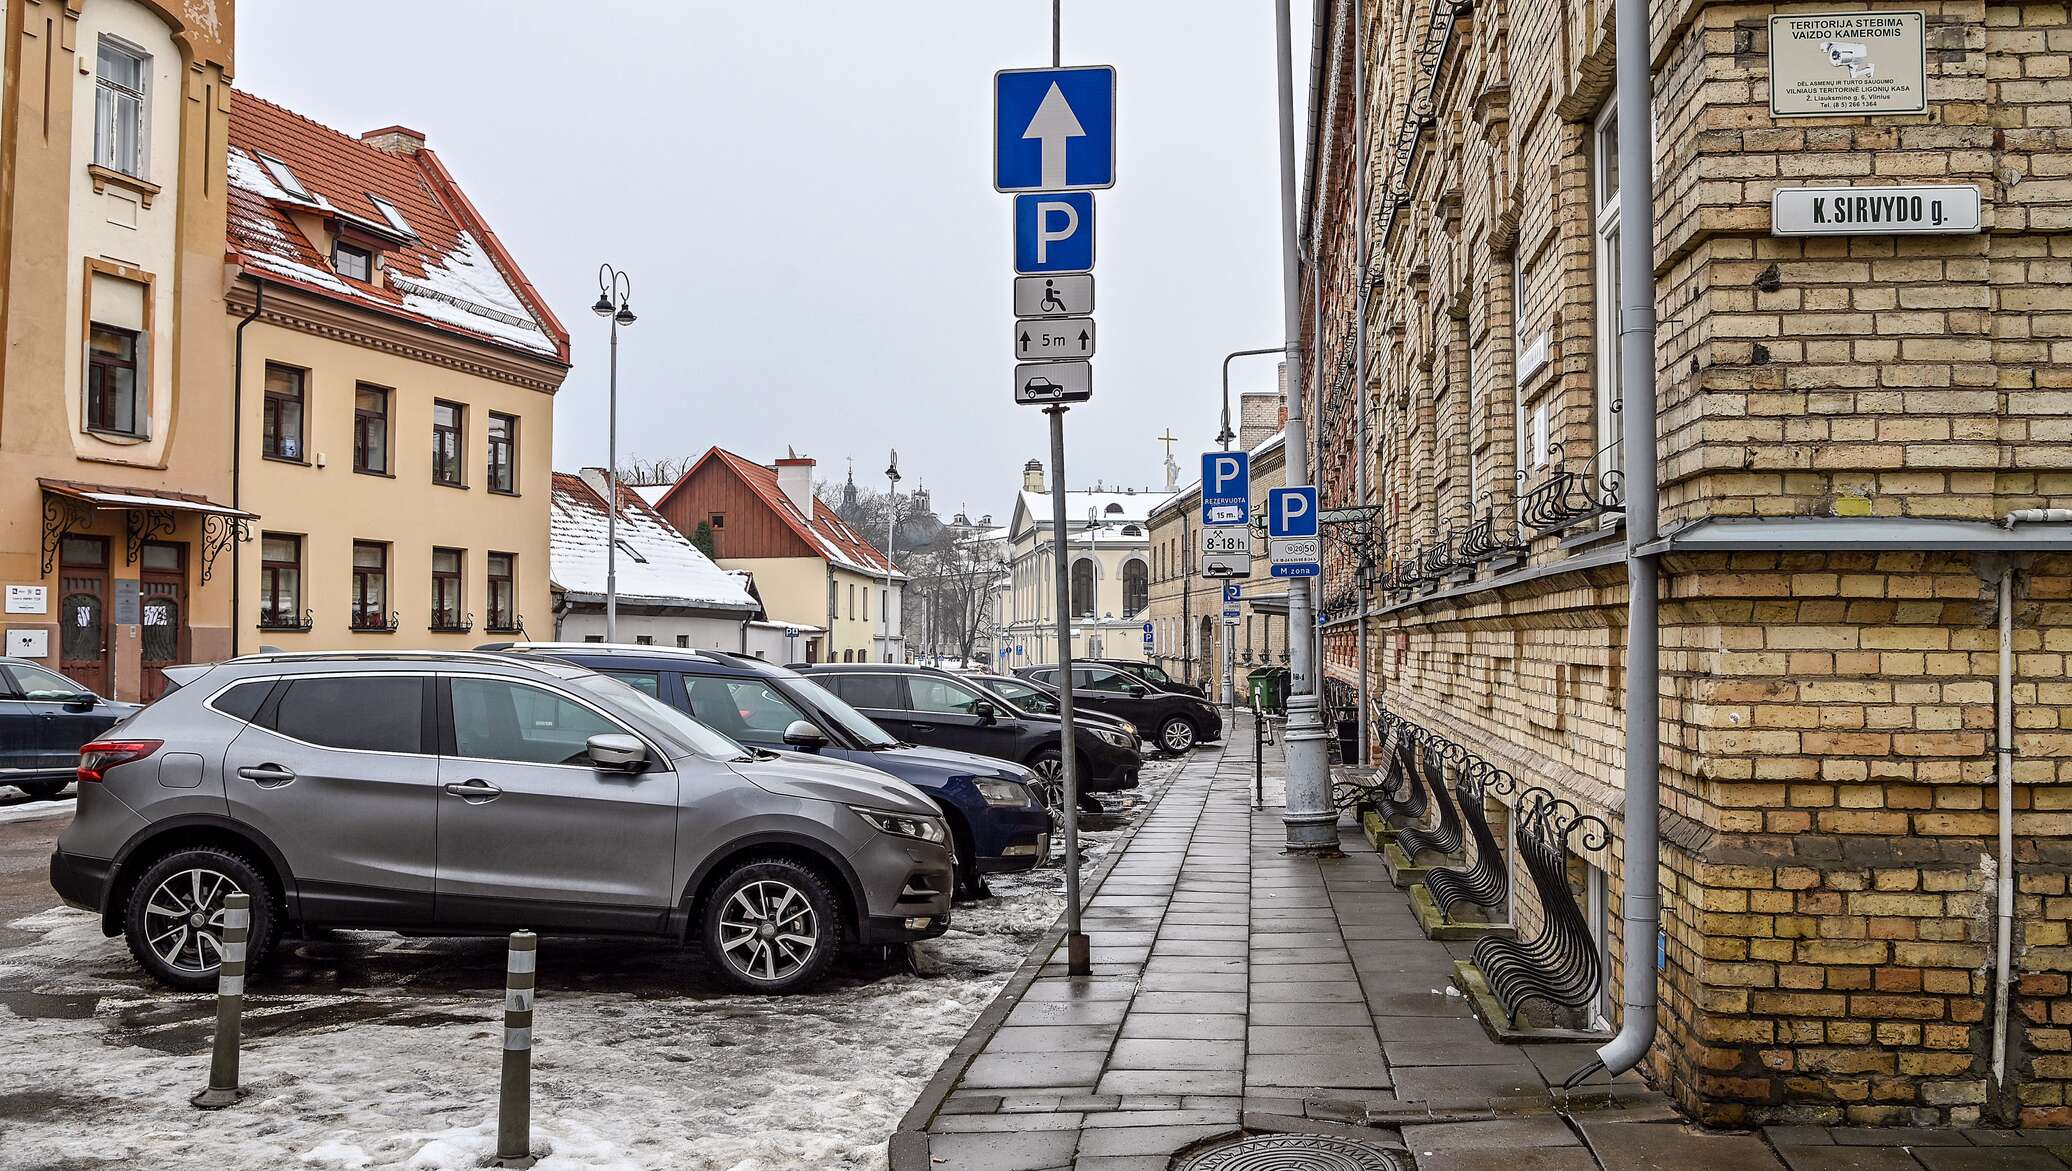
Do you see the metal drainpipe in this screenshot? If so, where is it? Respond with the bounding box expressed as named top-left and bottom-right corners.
top-left (1594, 0), bottom-right (1663, 1077)
top-left (229, 279), bottom-right (266, 658)
top-left (1352, 0), bottom-right (1372, 766)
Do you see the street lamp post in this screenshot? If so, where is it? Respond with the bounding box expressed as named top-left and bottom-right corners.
top-left (591, 265), bottom-right (636, 643)
top-left (883, 450), bottom-right (899, 663)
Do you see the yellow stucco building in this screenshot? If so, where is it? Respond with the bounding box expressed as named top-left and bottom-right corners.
top-left (223, 93), bottom-right (568, 652)
top-left (0, 0), bottom-right (241, 702)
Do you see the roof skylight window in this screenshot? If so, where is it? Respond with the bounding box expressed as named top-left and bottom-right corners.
top-left (256, 151), bottom-right (312, 200)
top-left (368, 194), bottom-right (415, 237)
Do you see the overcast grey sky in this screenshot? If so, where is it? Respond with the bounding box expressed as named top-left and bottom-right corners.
top-left (238, 1), bottom-right (1310, 523)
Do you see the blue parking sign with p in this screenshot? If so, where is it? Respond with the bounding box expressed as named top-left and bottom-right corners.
top-left (1201, 451), bottom-right (1249, 525)
top-left (1268, 486), bottom-right (1318, 538)
top-left (1014, 192), bottom-right (1094, 274)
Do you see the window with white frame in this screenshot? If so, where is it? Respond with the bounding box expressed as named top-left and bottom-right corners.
top-left (1593, 99), bottom-right (1624, 481)
top-left (94, 38), bottom-right (149, 178)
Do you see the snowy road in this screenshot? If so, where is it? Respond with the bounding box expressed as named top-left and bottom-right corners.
top-left (0, 760), bottom-right (1178, 1171)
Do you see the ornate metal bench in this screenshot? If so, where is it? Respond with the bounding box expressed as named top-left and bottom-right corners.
top-left (1375, 720), bottom-right (1427, 828)
top-left (1424, 758), bottom-right (1519, 922)
top-left (1469, 787), bottom-right (1611, 1027)
top-left (1394, 733), bottom-right (1465, 861)
top-left (1331, 716), bottom-right (1406, 813)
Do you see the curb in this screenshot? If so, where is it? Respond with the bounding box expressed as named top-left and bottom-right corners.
top-left (887, 756), bottom-right (1203, 1171)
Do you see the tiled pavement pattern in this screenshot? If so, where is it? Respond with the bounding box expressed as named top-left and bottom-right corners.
top-left (906, 716), bottom-right (2072, 1171)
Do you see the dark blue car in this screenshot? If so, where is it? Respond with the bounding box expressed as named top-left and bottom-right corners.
top-left (485, 644), bottom-right (1051, 899)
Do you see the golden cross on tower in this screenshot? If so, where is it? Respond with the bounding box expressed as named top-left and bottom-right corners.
top-left (1157, 429), bottom-right (1179, 461)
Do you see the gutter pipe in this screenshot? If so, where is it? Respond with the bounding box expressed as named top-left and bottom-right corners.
top-left (1594, 0), bottom-right (1663, 1078)
top-left (230, 278), bottom-right (266, 658)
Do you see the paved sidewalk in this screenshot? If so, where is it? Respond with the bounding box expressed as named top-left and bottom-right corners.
top-left (893, 715), bottom-right (2071, 1171)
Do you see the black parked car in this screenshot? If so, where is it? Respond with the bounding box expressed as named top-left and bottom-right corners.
top-left (0, 658), bottom-right (139, 800)
top-left (962, 672), bottom-right (1142, 747)
top-left (797, 663), bottom-right (1142, 799)
top-left (489, 645), bottom-right (1050, 899)
top-left (1082, 658), bottom-right (1205, 699)
top-left (1013, 662), bottom-right (1223, 755)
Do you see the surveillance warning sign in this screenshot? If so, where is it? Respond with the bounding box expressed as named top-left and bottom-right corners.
top-left (1769, 12), bottom-right (1927, 117)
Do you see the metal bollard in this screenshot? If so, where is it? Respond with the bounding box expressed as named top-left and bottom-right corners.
top-left (191, 892), bottom-right (250, 1109)
top-left (1253, 700), bottom-right (1265, 809)
top-left (492, 931), bottom-right (537, 1169)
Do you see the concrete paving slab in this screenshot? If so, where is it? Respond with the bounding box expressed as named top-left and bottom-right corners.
top-left (1410, 1150), bottom-right (1602, 1171)
top-left (1130, 990), bottom-right (1249, 1014)
top-left (1004, 999), bottom-right (1132, 1027)
top-left (1369, 1014), bottom-right (1496, 1043)
top-left (1022, 979), bottom-right (1140, 1002)
top-left (1095, 1068), bottom-right (1245, 1096)
top-left (1389, 1061), bottom-right (1547, 1103)
top-left (1913, 1152), bottom-right (2072, 1171)
top-left (926, 1128), bottom-right (1080, 1170)
top-left (1108, 1038), bottom-right (1246, 1071)
top-left (1247, 1025), bottom-right (1387, 1055)
top-left (1118, 1011), bottom-right (1248, 1040)
top-left (1250, 979), bottom-right (1369, 1003)
top-left (1137, 970), bottom-right (1248, 993)
top-left (959, 1050), bottom-right (1110, 1091)
top-left (1246, 1052), bottom-right (1394, 1090)
top-left (984, 1025), bottom-right (1123, 1053)
top-left (1384, 1041), bottom-right (1532, 1067)
top-left (1774, 1148), bottom-right (1928, 1171)
top-left (1075, 1123), bottom-right (1234, 1156)
top-left (934, 1111), bottom-right (1086, 1133)
top-left (1081, 1108), bottom-right (1242, 1128)
top-left (1249, 1001), bottom-right (1377, 1025)
top-left (1577, 1119), bottom-right (1788, 1171)
top-left (1400, 1115), bottom-right (1583, 1150)
top-left (1831, 1130), bottom-right (1974, 1148)
top-left (1251, 963), bottom-right (1362, 982)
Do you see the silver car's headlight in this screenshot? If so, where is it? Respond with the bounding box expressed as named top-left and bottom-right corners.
top-left (851, 807), bottom-right (948, 843)
top-left (974, 779), bottom-right (1034, 807)
top-left (1092, 728), bottom-right (1134, 749)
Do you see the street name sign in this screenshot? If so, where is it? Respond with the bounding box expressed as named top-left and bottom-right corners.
top-left (1015, 359), bottom-right (1092, 405)
top-left (1200, 526), bottom-right (1252, 578)
top-left (1015, 192), bottom-right (1095, 274)
top-left (1768, 12), bottom-right (1926, 117)
top-left (1201, 452), bottom-right (1250, 526)
top-left (994, 66), bottom-right (1117, 192)
top-left (1268, 486), bottom-right (1319, 538)
top-left (1014, 274), bottom-right (1094, 318)
top-left (1270, 536), bottom-right (1322, 578)
top-left (1016, 317), bottom-right (1095, 360)
top-left (1771, 185), bottom-right (1981, 236)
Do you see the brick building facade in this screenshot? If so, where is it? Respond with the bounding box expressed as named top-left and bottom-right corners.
top-left (1301, 0), bottom-right (2071, 1129)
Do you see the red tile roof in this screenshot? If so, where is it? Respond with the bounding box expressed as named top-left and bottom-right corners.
top-left (225, 91), bottom-right (569, 364)
top-left (664, 448), bottom-right (902, 578)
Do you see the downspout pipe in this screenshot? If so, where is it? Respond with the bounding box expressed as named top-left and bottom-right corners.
top-left (1594, 0), bottom-right (1663, 1078)
top-left (1994, 559), bottom-right (2014, 1092)
top-left (230, 277), bottom-right (266, 659)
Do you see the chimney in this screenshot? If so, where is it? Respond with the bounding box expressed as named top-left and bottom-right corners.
top-left (578, 466), bottom-right (615, 504)
top-left (1023, 458), bottom-right (1045, 494)
top-left (361, 125), bottom-right (427, 156)
top-left (1239, 387), bottom-right (1286, 453)
top-left (775, 455), bottom-right (817, 517)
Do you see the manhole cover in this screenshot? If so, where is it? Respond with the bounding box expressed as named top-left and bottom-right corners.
top-left (1176, 1133), bottom-right (1408, 1171)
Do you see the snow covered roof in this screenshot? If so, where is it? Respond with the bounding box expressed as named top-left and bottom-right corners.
top-left (662, 448), bottom-right (906, 580)
top-left (1148, 430), bottom-right (1287, 522)
top-left (550, 473), bottom-right (757, 611)
top-left (629, 484), bottom-right (672, 508)
top-left (226, 91), bottom-right (568, 363)
top-left (1012, 487), bottom-right (1169, 543)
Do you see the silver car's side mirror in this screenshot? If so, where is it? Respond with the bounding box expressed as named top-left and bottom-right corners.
top-left (782, 720), bottom-right (829, 751)
top-left (587, 733), bottom-right (648, 771)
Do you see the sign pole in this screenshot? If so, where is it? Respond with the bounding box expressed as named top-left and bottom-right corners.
top-left (1048, 404), bottom-right (1088, 975)
top-left (1274, 0), bottom-right (1336, 856)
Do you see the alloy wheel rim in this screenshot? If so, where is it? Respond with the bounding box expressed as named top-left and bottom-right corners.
top-left (142, 868), bottom-right (243, 974)
top-left (718, 879), bottom-right (819, 982)
top-left (1163, 721), bottom-right (1195, 752)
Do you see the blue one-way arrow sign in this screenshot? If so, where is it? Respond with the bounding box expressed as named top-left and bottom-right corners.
top-left (994, 66), bottom-right (1117, 192)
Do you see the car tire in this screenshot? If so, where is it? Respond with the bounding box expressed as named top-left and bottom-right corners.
top-left (122, 846), bottom-right (278, 992)
top-left (700, 856), bottom-right (843, 994)
top-left (1158, 716), bottom-right (1199, 755)
top-left (16, 781), bottom-right (68, 801)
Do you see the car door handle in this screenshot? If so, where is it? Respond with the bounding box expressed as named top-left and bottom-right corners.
top-left (443, 778), bottom-right (502, 803)
top-left (237, 764), bottom-right (296, 787)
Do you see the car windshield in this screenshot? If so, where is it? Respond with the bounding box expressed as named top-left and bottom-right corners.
top-left (985, 679), bottom-right (1053, 715)
top-left (786, 676), bottom-right (903, 750)
top-left (567, 673), bottom-right (752, 762)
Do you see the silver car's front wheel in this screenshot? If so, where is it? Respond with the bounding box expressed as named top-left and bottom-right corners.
top-left (122, 845), bottom-right (276, 992)
top-left (1160, 717), bottom-right (1199, 754)
top-left (702, 858), bottom-right (842, 993)
top-left (142, 867), bottom-right (243, 974)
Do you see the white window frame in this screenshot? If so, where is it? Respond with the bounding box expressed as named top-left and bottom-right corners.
top-left (257, 151), bottom-right (312, 201)
top-left (1592, 99), bottom-right (1624, 484)
top-left (93, 37), bottom-right (149, 178)
top-left (368, 194), bottom-right (415, 238)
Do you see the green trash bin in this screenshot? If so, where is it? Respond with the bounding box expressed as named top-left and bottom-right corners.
top-left (1249, 667), bottom-right (1290, 716)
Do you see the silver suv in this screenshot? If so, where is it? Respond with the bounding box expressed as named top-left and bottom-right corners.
top-left (49, 651), bottom-right (954, 994)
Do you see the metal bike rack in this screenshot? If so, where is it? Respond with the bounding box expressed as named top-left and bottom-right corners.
top-left (1394, 733), bottom-right (1465, 861)
top-left (1424, 758), bottom-right (1519, 921)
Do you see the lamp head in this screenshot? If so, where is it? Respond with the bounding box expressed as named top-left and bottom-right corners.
top-left (614, 304), bottom-right (637, 326)
top-left (591, 292), bottom-right (614, 318)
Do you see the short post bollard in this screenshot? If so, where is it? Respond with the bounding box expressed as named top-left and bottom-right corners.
top-left (492, 931), bottom-right (537, 1169)
top-left (191, 892), bottom-right (250, 1109)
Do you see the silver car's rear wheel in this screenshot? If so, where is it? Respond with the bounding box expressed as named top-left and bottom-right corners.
top-left (701, 857), bottom-right (843, 993)
top-left (1160, 716), bottom-right (1199, 754)
top-left (141, 867), bottom-right (243, 975)
top-left (718, 880), bottom-right (819, 982)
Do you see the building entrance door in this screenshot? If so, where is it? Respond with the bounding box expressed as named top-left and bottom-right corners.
top-left (139, 541), bottom-right (188, 702)
top-left (58, 536), bottom-right (111, 698)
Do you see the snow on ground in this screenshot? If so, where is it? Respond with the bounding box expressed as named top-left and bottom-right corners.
top-left (0, 758), bottom-right (1181, 1171)
top-left (0, 793), bottom-right (75, 825)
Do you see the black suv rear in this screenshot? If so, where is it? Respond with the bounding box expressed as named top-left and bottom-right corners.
top-left (797, 663), bottom-right (1141, 795)
top-left (1014, 663), bottom-right (1224, 755)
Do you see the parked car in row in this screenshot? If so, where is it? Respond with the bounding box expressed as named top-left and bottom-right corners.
top-left (51, 650), bottom-right (955, 994)
top-left (1, 657), bottom-right (139, 800)
top-left (1080, 658), bottom-right (1206, 700)
top-left (487, 644), bottom-right (1050, 898)
top-left (961, 672), bottom-right (1138, 745)
top-left (797, 663), bottom-right (1143, 804)
top-left (1013, 663), bottom-right (1224, 755)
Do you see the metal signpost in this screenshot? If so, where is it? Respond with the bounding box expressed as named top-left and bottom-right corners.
top-left (998, 19), bottom-right (1114, 978)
